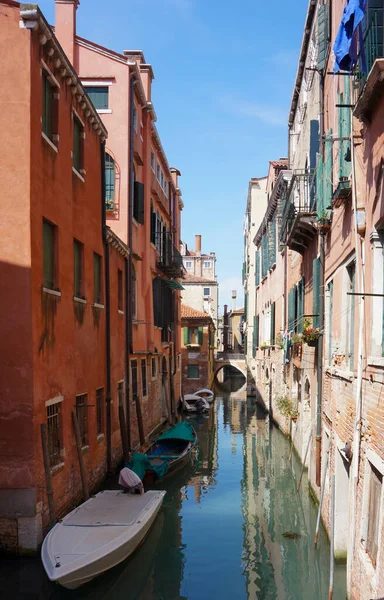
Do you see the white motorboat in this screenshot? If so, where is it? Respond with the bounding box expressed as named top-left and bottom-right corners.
top-left (183, 394), bottom-right (210, 413)
top-left (193, 388), bottom-right (214, 403)
top-left (41, 489), bottom-right (166, 590)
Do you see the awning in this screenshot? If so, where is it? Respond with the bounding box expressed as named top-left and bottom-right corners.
top-left (158, 278), bottom-right (184, 290)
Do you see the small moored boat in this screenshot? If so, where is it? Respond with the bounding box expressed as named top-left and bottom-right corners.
top-left (183, 394), bottom-right (210, 413)
top-left (41, 489), bottom-right (166, 590)
top-left (129, 421), bottom-right (197, 484)
top-left (193, 388), bottom-right (214, 402)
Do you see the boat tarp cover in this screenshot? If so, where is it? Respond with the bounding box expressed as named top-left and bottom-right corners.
top-left (155, 421), bottom-right (195, 443)
top-left (128, 423), bottom-right (195, 481)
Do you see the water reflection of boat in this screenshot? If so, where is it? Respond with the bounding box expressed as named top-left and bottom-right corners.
top-left (193, 388), bottom-right (214, 402)
top-left (183, 394), bottom-right (210, 413)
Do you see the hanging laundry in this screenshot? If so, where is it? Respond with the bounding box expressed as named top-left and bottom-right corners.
top-left (333, 0), bottom-right (366, 72)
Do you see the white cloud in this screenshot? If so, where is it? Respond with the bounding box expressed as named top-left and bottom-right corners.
top-left (220, 95), bottom-right (287, 127)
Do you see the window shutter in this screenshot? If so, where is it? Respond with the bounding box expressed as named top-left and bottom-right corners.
top-left (183, 327), bottom-right (188, 345)
top-left (134, 182), bottom-right (145, 224)
top-left (270, 302), bottom-right (276, 344)
top-left (324, 129), bottom-right (333, 211)
top-left (198, 327), bottom-right (203, 345)
top-left (105, 154), bottom-right (115, 207)
top-left (297, 277), bottom-right (305, 332)
top-left (317, 3), bottom-right (329, 71)
top-left (244, 293), bottom-right (248, 321)
top-left (262, 234), bottom-right (268, 279)
top-left (339, 87), bottom-right (351, 180)
top-left (43, 220), bottom-right (54, 289)
top-left (288, 287), bottom-right (297, 332)
top-left (268, 219), bottom-right (276, 268)
top-left (255, 315), bottom-right (259, 350)
top-left (316, 153), bottom-right (323, 216)
top-left (242, 261), bottom-right (246, 284)
top-left (150, 206), bottom-right (156, 244)
top-left (255, 250), bottom-right (260, 286)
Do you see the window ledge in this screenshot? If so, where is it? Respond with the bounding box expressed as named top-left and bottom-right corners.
top-left (72, 167), bottom-right (85, 182)
top-left (81, 445), bottom-right (89, 454)
top-left (43, 287), bottom-right (61, 297)
top-left (74, 296), bottom-right (87, 304)
top-left (92, 303), bottom-right (105, 309)
top-left (96, 109), bottom-right (112, 114)
top-left (162, 342), bottom-right (169, 348)
top-left (187, 377), bottom-right (200, 380)
top-left (41, 131), bottom-right (58, 153)
top-left (367, 356), bottom-right (384, 368)
top-left (325, 366), bottom-right (354, 382)
top-left (50, 461), bottom-right (65, 475)
top-left (118, 309), bottom-right (124, 315)
top-left (97, 434), bottom-right (105, 443)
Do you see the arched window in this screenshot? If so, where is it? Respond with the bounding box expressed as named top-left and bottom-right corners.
top-left (132, 264), bottom-right (137, 320)
top-left (105, 153), bottom-right (115, 209)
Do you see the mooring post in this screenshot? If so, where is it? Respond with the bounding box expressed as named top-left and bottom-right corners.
top-left (297, 431), bottom-right (312, 491)
top-left (72, 410), bottom-right (90, 501)
top-left (40, 423), bottom-right (55, 526)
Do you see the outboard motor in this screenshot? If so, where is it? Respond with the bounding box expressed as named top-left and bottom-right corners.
top-left (119, 467), bottom-right (144, 494)
top-left (195, 397), bottom-right (206, 414)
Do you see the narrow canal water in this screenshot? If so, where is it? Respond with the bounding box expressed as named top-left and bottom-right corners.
top-left (1, 393), bottom-right (347, 599)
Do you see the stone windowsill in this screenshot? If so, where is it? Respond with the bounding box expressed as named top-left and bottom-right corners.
top-left (97, 434), bottom-right (105, 443)
top-left (73, 296), bottom-right (87, 304)
top-left (92, 303), bottom-right (105, 310)
top-left (118, 309), bottom-right (124, 315)
top-left (41, 131), bottom-right (58, 153)
top-left (43, 287), bottom-right (61, 297)
top-left (50, 461), bottom-right (65, 475)
top-left (72, 166), bottom-right (85, 182)
top-left (325, 366), bottom-right (354, 382)
top-left (367, 356), bottom-right (384, 368)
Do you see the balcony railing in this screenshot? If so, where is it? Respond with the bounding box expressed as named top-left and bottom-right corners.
top-left (280, 170), bottom-right (317, 254)
top-left (355, 9), bottom-right (384, 94)
top-left (156, 231), bottom-right (184, 277)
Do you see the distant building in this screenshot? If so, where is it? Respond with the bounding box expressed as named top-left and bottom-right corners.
top-left (180, 235), bottom-right (219, 332)
top-left (181, 305), bottom-right (215, 395)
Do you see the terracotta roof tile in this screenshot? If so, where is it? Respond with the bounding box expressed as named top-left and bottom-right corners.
top-left (181, 305), bottom-right (211, 320)
top-left (183, 273), bottom-right (217, 284)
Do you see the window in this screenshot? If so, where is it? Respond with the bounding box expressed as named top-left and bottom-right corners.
top-left (151, 151), bottom-right (155, 172)
top-left (346, 262), bottom-right (356, 370)
top-left (133, 181), bottom-right (144, 224)
top-left (131, 360), bottom-right (138, 402)
top-left (187, 364), bottom-right (199, 379)
top-left (203, 287), bottom-right (210, 296)
top-left (42, 70), bottom-right (58, 142)
top-left (177, 355), bottom-right (181, 370)
top-left (118, 381), bottom-right (125, 407)
top-left (203, 261), bottom-right (211, 269)
top-left (133, 104), bottom-right (138, 132)
top-left (150, 203), bottom-right (156, 245)
top-left (83, 86), bottom-right (109, 110)
top-left (93, 252), bottom-right (103, 304)
top-left (76, 393), bottom-right (88, 447)
top-left (152, 357), bottom-right (156, 379)
top-left (185, 260), bottom-right (192, 269)
top-left (366, 462), bottom-right (382, 566)
top-left (132, 264), bottom-right (137, 320)
top-left (46, 400), bottom-right (62, 467)
top-left (156, 163), bottom-right (161, 182)
top-left (118, 269), bottom-right (123, 312)
top-left (74, 239), bottom-right (84, 298)
top-left (96, 388), bottom-right (104, 436)
top-left (43, 219), bottom-right (57, 290)
top-left (184, 327), bottom-right (203, 346)
top-left (73, 115), bottom-right (84, 173)
top-left (105, 153), bottom-right (115, 210)
top-left (141, 359), bottom-right (147, 397)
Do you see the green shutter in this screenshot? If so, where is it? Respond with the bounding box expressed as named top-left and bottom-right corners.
top-left (338, 86), bottom-right (351, 180)
top-left (270, 302), bottom-right (276, 344)
top-left (242, 261), bottom-right (246, 284)
top-left (317, 3), bottom-right (329, 71)
top-left (183, 327), bottom-right (188, 345)
top-left (255, 315), bottom-right (259, 352)
top-left (288, 287), bottom-right (297, 332)
top-left (74, 240), bottom-right (82, 297)
top-left (316, 153), bottom-right (323, 216)
top-left (268, 218), bottom-right (276, 268)
top-left (297, 277), bottom-right (305, 333)
top-left (84, 86), bottom-right (109, 110)
top-left (255, 250), bottom-right (260, 286)
top-left (328, 280), bottom-right (333, 364)
top-left (313, 257), bottom-right (320, 328)
top-left (198, 327), bottom-right (203, 345)
top-left (42, 73), bottom-right (52, 140)
top-left (94, 253), bottom-right (102, 304)
top-left (73, 117), bottom-right (81, 171)
top-left (244, 293), bottom-right (248, 321)
top-left (134, 182), bottom-right (145, 224)
top-left (324, 129), bottom-right (333, 212)
top-left (150, 206), bottom-right (156, 244)
top-left (262, 234), bottom-right (268, 279)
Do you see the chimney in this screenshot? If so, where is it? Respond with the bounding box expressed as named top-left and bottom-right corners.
top-left (55, 0), bottom-right (79, 67)
top-left (195, 234), bottom-right (201, 254)
top-left (232, 290), bottom-right (237, 312)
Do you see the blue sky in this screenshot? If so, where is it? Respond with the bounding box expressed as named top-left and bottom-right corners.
top-left (39, 0), bottom-right (308, 313)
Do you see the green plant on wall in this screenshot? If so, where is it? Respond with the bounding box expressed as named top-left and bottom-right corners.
top-left (302, 317), bottom-right (321, 343)
top-left (275, 332), bottom-right (284, 349)
top-left (275, 395), bottom-right (299, 420)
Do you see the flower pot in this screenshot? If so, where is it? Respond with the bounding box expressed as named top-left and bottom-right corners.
top-left (318, 223), bottom-right (330, 234)
top-left (306, 339), bottom-right (318, 347)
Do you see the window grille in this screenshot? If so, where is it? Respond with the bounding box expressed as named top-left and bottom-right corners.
top-left (47, 402), bottom-right (62, 467)
top-left (131, 361), bottom-right (138, 402)
top-left (76, 394), bottom-right (88, 447)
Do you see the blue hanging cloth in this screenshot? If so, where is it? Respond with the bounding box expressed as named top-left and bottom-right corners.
top-left (333, 0), bottom-right (367, 72)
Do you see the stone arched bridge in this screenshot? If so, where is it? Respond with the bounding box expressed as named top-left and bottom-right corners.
top-left (214, 353), bottom-right (247, 380)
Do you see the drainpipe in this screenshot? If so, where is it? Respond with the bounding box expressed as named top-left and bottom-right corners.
top-left (315, 69), bottom-right (325, 487)
top-left (124, 72), bottom-right (136, 452)
top-left (347, 90), bottom-right (365, 596)
top-left (101, 141), bottom-right (112, 472)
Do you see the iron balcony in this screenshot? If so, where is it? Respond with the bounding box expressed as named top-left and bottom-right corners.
top-left (279, 169), bottom-right (317, 255)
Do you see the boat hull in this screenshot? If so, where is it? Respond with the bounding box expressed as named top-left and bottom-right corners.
top-left (42, 490), bottom-right (166, 590)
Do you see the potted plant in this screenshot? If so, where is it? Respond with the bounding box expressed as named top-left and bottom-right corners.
top-left (275, 395), bottom-right (299, 422)
top-left (291, 332), bottom-right (303, 345)
top-left (317, 209), bottom-right (331, 233)
top-left (275, 332), bottom-right (284, 349)
top-left (302, 318), bottom-right (321, 347)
